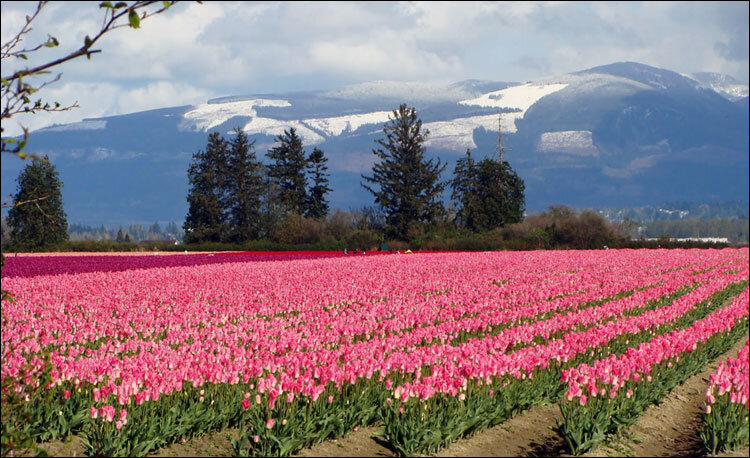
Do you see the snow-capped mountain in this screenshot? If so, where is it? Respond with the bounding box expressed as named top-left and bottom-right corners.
top-left (1, 62), bottom-right (747, 224)
top-left (688, 72), bottom-right (749, 101)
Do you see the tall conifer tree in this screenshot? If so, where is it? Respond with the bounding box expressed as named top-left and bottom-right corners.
top-left (472, 158), bottom-right (525, 230)
top-left (361, 104), bottom-right (447, 240)
top-left (451, 149), bottom-right (478, 230)
top-left (259, 173), bottom-right (286, 239)
top-left (305, 147), bottom-right (332, 219)
top-left (184, 132), bottom-right (230, 243)
top-left (8, 156), bottom-right (68, 250)
top-left (266, 128), bottom-right (308, 215)
top-left (226, 128), bottom-right (265, 242)
top-left (451, 153), bottom-right (525, 232)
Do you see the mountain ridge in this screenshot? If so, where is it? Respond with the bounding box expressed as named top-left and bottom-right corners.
top-left (1, 61), bottom-right (747, 225)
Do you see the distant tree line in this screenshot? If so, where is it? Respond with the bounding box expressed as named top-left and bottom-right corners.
top-left (6, 103), bottom-right (744, 253)
top-left (67, 222), bottom-right (183, 243)
top-left (598, 201), bottom-right (749, 222)
top-left (184, 104), bottom-right (525, 247)
top-left (183, 127), bottom-right (332, 244)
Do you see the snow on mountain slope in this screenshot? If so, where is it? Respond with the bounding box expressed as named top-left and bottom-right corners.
top-left (2, 61), bottom-right (747, 225)
top-left (242, 117), bottom-right (325, 145)
top-left (458, 83), bottom-right (568, 111)
top-left (688, 72), bottom-right (749, 101)
top-left (303, 111), bottom-right (393, 137)
top-left (180, 98), bottom-right (291, 131)
top-left (37, 120), bottom-right (107, 132)
top-left (424, 113), bottom-right (521, 150)
top-left (537, 130), bottom-right (598, 156)
top-left (716, 85), bottom-right (748, 100)
top-left (525, 71), bottom-right (654, 107)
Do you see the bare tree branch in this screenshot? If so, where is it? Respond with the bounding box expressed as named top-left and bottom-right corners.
top-left (1, 194), bottom-right (49, 209)
top-left (1, 1), bottom-right (180, 159)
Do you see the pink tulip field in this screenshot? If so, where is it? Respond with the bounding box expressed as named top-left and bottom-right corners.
top-left (701, 339), bottom-right (749, 454)
top-left (1, 248), bottom-right (748, 456)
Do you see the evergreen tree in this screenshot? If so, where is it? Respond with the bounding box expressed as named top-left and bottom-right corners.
top-left (184, 132), bottom-right (230, 243)
top-left (451, 149), bottom-right (478, 230)
top-left (226, 128), bottom-right (265, 242)
top-left (452, 153), bottom-right (525, 232)
top-left (116, 228), bottom-right (125, 243)
top-left (361, 104), bottom-right (447, 240)
top-left (305, 147), bottom-right (332, 219)
top-left (260, 172), bottom-right (286, 239)
top-left (266, 128), bottom-right (308, 215)
top-left (8, 156), bottom-right (68, 250)
top-left (473, 158), bottom-right (525, 230)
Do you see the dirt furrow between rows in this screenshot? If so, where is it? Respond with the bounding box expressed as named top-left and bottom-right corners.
top-left (580, 332), bottom-right (749, 458)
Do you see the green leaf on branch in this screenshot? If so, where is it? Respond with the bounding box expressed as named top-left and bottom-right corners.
top-left (44, 36), bottom-right (59, 48)
top-left (128, 9), bottom-right (140, 28)
top-left (99, 1), bottom-right (113, 8)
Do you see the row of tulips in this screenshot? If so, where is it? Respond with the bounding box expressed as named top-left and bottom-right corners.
top-left (376, 276), bottom-right (748, 455)
top-left (1, 249), bottom-right (747, 456)
top-left (387, 268), bottom-right (747, 401)
top-left (557, 289), bottom-right (749, 455)
top-left (5, 250), bottom-right (730, 405)
top-left (8, 282), bottom-right (698, 454)
top-left (231, 277), bottom-right (713, 456)
top-left (700, 339), bottom-right (749, 454)
top-left (4, 253), bottom-right (747, 453)
top-left (0, 252), bottom-right (349, 278)
top-left (226, 261), bottom-right (743, 456)
top-left (2, 250), bottom-right (673, 357)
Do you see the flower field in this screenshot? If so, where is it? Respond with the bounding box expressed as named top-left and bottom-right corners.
top-left (701, 339), bottom-right (749, 454)
top-left (1, 249), bottom-right (748, 456)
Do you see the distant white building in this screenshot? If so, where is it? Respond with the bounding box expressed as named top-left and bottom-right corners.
top-left (644, 237), bottom-right (730, 244)
top-left (674, 237), bottom-right (730, 244)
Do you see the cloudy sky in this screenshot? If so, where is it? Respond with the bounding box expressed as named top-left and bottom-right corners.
top-left (2, 1), bottom-right (748, 136)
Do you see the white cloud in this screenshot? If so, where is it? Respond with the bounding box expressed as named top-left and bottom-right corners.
top-left (1, 1), bottom-right (747, 137)
top-left (2, 81), bottom-right (119, 136)
top-left (115, 81), bottom-right (212, 116)
top-left (2, 79), bottom-right (214, 137)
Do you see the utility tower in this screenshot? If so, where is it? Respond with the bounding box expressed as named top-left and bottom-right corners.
top-left (496, 112), bottom-right (511, 163)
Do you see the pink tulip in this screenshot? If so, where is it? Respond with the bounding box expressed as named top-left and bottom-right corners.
top-left (1, 249), bottom-right (746, 427)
